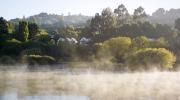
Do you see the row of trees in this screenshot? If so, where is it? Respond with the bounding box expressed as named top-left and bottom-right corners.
top-left (86, 5), bottom-right (175, 42)
top-left (0, 4), bottom-right (180, 70)
top-left (0, 17), bottom-right (40, 42)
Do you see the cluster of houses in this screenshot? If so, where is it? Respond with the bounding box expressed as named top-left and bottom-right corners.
top-left (51, 35), bottom-right (91, 45)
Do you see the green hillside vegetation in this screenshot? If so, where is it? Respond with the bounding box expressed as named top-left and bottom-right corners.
top-left (1, 4), bottom-right (180, 71)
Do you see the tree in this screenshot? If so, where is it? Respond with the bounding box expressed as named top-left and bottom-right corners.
top-left (139, 22), bottom-right (156, 38)
top-left (33, 34), bottom-right (51, 43)
top-left (0, 17), bottom-right (9, 34)
top-left (89, 8), bottom-right (116, 42)
top-left (90, 13), bottom-right (102, 36)
top-left (175, 18), bottom-right (180, 31)
top-left (59, 26), bottom-right (79, 39)
top-left (101, 8), bottom-right (116, 33)
top-left (152, 8), bottom-right (166, 17)
top-left (17, 21), bottom-right (29, 42)
top-left (133, 6), bottom-right (147, 22)
top-left (28, 23), bottom-right (39, 39)
top-left (155, 24), bottom-right (172, 38)
top-left (114, 4), bottom-right (129, 25)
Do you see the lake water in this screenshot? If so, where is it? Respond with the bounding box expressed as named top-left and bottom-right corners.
top-left (0, 70), bottom-right (180, 100)
top-left (0, 92), bottom-right (89, 100)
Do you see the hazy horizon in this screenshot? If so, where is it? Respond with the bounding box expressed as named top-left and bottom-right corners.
top-left (0, 0), bottom-right (180, 20)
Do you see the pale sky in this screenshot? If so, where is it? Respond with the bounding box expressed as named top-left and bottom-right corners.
top-left (0, 0), bottom-right (180, 20)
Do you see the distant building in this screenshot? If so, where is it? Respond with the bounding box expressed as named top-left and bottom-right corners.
top-left (56, 37), bottom-right (78, 45)
top-left (80, 37), bottom-right (91, 45)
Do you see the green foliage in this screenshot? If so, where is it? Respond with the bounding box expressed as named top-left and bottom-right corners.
top-left (58, 26), bottom-right (79, 39)
top-left (89, 8), bottom-right (116, 38)
top-left (155, 24), bottom-right (173, 38)
top-left (175, 18), bottom-right (180, 31)
top-left (0, 34), bottom-right (10, 42)
top-left (90, 13), bottom-right (102, 35)
top-left (17, 21), bottom-right (29, 42)
top-left (132, 36), bottom-right (149, 49)
top-left (57, 41), bottom-right (77, 59)
top-left (101, 8), bottom-right (116, 33)
top-left (102, 37), bottom-right (132, 62)
top-left (127, 48), bottom-right (176, 70)
top-left (169, 32), bottom-right (180, 58)
top-left (133, 6), bottom-right (147, 22)
top-left (33, 34), bottom-right (51, 43)
top-left (0, 56), bottom-right (16, 65)
top-left (114, 4), bottom-right (129, 25)
top-left (115, 22), bottom-right (173, 39)
top-left (76, 44), bottom-right (93, 60)
top-left (0, 17), bottom-right (9, 34)
top-left (21, 48), bottom-right (42, 56)
top-left (28, 23), bottom-right (39, 39)
top-left (22, 41), bottom-right (45, 49)
top-left (24, 55), bottom-right (56, 65)
top-left (0, 39), bottom-right (22, 56)
top-left (150, 37), bottom-right (169, 48)
top-left (0, 4), bottom-right (179, 69)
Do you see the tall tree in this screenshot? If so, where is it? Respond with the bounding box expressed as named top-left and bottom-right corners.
top-left (101, 8), bottom-right (116, 33)
top-left (89, 8), bottom-right (116, 38)
top-left (28, 23), bottom-right (39, 39)
top-left (133, 6), bottom-right (147, 22)
top-left (152, 8), bottom-right (166, 17)
top-left (17, 21), bottom-right (29, 42)
top-left (0, 17), bottom-right (9, 35)
top-left (114, 4), bottom-right (129, 25)
top-left (90, 13), bottom-right (102, 36)
top-left (175, 18), bottom-right (180, 31)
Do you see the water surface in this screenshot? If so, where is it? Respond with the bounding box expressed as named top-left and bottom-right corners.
top-left (0, 70), bottom-right (180, 100)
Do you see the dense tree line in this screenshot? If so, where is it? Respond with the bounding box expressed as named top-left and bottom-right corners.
top-left (1, 4), bottom-right (180, 71)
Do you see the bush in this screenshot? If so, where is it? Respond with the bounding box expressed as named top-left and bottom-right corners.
top-left (132, 36), bottom-right (149, 49)
top-left (21, 48), bottom-right (42, 55)
top-left (76, 44), bottom-right (93, 61)
top-left (33, 34), bottom-right (51, 43)
top-left (127, 48), bottom-right (176, 70)
top-left (24, 55), bottom-right (56, 65)
top-left (57, 41), bottom-right (77, 59)
top-left (0, 56), bottom-right (16, 65)
top-left (22, 41), bottom-right (45, 51)
top-left (102, 37), bottom-right (132, 63)
top-left (0, 39), bottom-right (22, 56)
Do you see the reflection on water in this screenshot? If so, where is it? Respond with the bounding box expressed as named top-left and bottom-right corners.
top-left (1, 70), bottom-right (180, 100)
top-left (0, 92), bottom-right (17, 100)
top-left (0, 92), bottom-right (89, 100)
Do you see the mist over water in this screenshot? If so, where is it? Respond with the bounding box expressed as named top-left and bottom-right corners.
top-left (0, 65), bottom-right (180, 100)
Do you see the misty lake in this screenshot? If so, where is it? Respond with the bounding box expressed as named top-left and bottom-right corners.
top-left (0, 68), bottom-right (180, 100)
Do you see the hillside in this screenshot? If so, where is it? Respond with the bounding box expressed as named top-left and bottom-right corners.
top-left (9, 8), bottom-right (180, 30)
top-left (10, 13), bottom-right (92, 31)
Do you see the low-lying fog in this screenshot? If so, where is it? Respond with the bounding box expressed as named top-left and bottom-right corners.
top-left (0, 65), bottom-right (180, 100)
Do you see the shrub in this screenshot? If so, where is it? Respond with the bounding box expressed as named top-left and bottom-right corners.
top-left (0, 56), bottom-right (16, 65)
top-left (102, 37), bottom-right (132, 63)
top-left (57, 41), bottom-right (77, 59)
top-left (21, 48), bottom-right (42, 55)
top-left (24, 55), bottom-right (56, 65)
top-left (0, 39), bottom-right (22, 56)
top-left (132, 36), bottom-right (149, 49)
top-left (127, 48), bottom-right (176, 70)
top-left (22, 41), bottom-right (45, 51)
